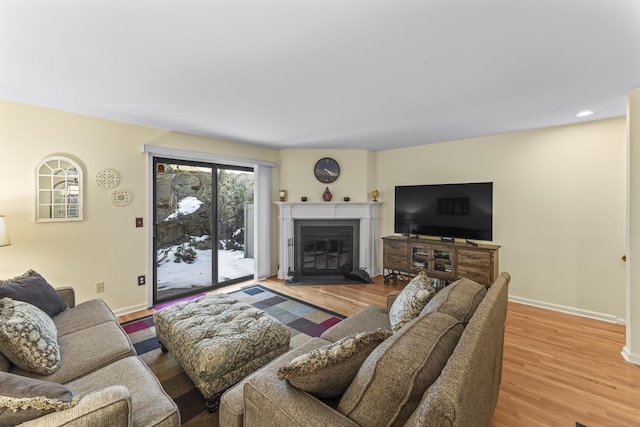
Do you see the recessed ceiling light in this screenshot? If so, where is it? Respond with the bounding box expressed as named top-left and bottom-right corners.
top-left (576, 110), bottom-right (594, 118)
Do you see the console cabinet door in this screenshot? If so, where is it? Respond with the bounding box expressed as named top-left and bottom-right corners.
top-left (431, 246), bottom-right (456, 280)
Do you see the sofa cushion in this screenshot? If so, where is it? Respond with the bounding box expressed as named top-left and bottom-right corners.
top-left (11, 320), bottom-right (135, 384)
top-left (0, 298), bottom-right (61, 375)
top-left (320, 304), bottom-right (391, 343)
top-left (388, 273), bottom-right (435, 332)
top-left (0, 270), bottom-right (68, 318)
top-left (0, 371), bottom-right (78, 425)
top-left (337, 311), bottom-right (463, 427)
top-left (420, 277), bottom-right (487, 323)
top-left (67, 356), bottom-right (179, 427)
top-left (220, 337), bottom-right (333, 427)
top-left (53, 299), bottom-right (117, 337)
top-left (277, 329), bottom-right (393, 398)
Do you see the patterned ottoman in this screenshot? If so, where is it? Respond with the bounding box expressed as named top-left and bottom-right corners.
top-left (153, 293), bottom-right (291, 411)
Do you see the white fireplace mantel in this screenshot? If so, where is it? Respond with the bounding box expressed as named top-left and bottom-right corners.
top-left (275, 202), bottom-right (381, 280)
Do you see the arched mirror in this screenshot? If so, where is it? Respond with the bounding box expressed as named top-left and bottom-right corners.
top-left (36, 156), bottom-right (83, 222)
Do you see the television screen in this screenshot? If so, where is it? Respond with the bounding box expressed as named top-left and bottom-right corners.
top-left (394, 182), bottom-right (493, 241)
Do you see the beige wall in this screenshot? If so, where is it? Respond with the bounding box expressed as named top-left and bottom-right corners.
top-left (0, 100), bottom-right (628, 322)
top-left (625, 88), bottom-right (640, 362)
top-left (278, 149), bottom-right (376, 203)
top-left (0, 101), bottom-right (279, 314)
top-left (377, 118), bottom-right (627, 321)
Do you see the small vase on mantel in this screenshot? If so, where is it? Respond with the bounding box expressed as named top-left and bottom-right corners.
top-left (322, 187), bottom-right (333, 202)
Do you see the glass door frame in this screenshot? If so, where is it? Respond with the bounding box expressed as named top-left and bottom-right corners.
top-left (152, 157), bottom-right (255, 305)
top-left (152, 157), bottom-right (216, 305)
top-left (143, 144), bottom-right (275, 310)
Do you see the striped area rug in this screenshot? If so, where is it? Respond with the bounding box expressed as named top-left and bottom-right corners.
top-left (122, 285), bottom-right (345, 426)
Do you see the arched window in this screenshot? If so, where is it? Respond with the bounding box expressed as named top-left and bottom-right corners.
top-left (36, 156), bottom-right (83, 222)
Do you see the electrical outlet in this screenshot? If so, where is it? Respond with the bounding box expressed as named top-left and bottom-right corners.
top-left (137, 275), bottom-right (146, 286)
top-left (96, 282), bottom-right (105, 293)
top-left (135, 217), bottom-right (143, 227)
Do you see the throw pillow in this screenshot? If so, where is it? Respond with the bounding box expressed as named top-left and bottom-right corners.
top-left (0, 298), bottom-right (61, 375)
top-left (277, 329), bottom-right (393, 398)
top-left (0, 270), bottom-right (68, 318)
top-left (420, 277), bottom-right (487, 323)
top-left (388, 272), bottom-right (435, 332)
top-left (338, 311), bottom-right (464, 427)
top-left (0, 371), bottom-right (78, 425)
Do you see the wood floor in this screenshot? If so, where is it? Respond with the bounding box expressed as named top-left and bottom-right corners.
top-left (118, 275), bottom-right (640, 426)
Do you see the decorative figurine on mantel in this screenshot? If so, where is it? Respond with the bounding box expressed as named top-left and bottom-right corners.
top-left (323, 187), bottom-right (333, 202)
top-left (371, 189), bottom-right (379, 202)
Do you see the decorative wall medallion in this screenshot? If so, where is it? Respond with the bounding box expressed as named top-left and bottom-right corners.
top-left (96, 169), bottom-right (120, 189)
top-left (111, 189), bottom-right (132, 207)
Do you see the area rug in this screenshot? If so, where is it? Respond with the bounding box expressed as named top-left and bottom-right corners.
top-left (122, 285), bottom-right (345, 426)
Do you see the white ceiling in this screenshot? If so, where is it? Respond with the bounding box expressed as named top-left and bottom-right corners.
top-left (1, 0), bottom-right (639, 151)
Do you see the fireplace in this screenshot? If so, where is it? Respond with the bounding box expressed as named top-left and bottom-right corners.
top-left (294, 219), bottom-right (360, 278)
top-left (275, 202), bottom-right (381, 280)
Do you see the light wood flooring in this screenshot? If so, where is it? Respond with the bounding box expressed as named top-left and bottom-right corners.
top-left (118, 275), bottom-right (640, 426)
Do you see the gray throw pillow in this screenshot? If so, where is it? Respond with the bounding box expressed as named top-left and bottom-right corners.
top-left (338, 311), bottom-right (463, 427)
top-left (0, 371), bottom-right (78, 424)
top-left (0, 298), bottom-right (61, 375)
top-left (420, 277), bottom-right (487, 323)
top-left (277, 329), bottom-right (393, 398)
top-left (0, 270), bottom-right (68, 318)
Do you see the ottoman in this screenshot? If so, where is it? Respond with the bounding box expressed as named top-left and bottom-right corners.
top-left (153, 293), bottom-right (291, 411)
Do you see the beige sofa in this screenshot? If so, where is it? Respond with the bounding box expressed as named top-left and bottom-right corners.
top-left (220, 272), bottom-right (510, 427)
top-left (0, 281), bottom-right (180, 426)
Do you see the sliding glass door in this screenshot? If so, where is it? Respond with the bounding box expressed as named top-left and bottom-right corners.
top-left (153, 158), bottom-right (254, 304)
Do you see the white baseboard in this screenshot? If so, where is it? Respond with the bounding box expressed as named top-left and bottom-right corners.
top-left (113, 303), bottom-right (149, 317)
top-left (508, 295), bottom-right (625, 325)
top-left (621, 346), bottom-right (640, 365)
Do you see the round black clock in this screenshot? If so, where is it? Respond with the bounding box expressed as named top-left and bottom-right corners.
top-left (314, 157), bottom-right (340, 183)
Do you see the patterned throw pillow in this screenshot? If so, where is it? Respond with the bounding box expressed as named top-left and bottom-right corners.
top-left (0, 371), bottom-right (78, 424)
top-left (0, 270), bottom-right (68, 318)
top-left (277, 329), bottom-right (393, 398)
top-left (388, 273), bottom-right (435, 332)
top-left (0, 298), bottom-right (61, 375)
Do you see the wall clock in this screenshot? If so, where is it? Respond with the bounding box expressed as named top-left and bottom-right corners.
top-left (314, 157), bottom-right (340, 183)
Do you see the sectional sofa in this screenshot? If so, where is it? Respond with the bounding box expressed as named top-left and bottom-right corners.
top-left (0, 270), bottom-right (180, 426)
top-left (220, 272), bottom-right (511, 427)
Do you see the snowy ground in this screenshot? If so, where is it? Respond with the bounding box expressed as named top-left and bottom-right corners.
top-left (157, 196), bottom-right (253, 291)
top-left (157, 246), bottom-right (254, 291)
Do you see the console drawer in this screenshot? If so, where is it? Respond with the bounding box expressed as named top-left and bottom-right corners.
top-left (384, 253), bottom-right (408, 270)
top-left (457, 265), bottom-right (491, 285)
top-left (458, 250), bottom-right (491, 267)
top-left (384, 240), bottom-right (407, 255)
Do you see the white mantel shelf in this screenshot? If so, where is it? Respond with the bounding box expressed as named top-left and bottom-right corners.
top-left (275, 202), bottom-right (382, 280)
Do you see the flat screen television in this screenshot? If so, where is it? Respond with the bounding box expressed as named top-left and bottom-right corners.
top-left (394, 182), bottom-right (493, 241)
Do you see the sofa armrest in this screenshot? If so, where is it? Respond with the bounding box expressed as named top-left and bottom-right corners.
top-left (243, 376), bottom-right (359, 427)
top-left (386, 291), bottom-right (401, 313)
top-left (55, 287), bottom-right (76, 308)
top-left (19, 385), bottom-right (132, 427)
